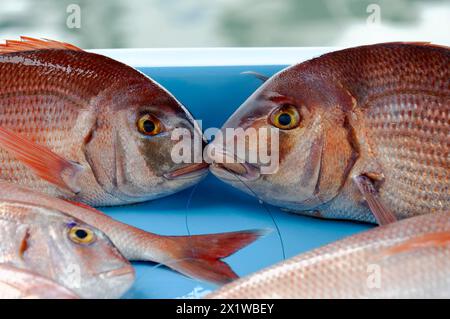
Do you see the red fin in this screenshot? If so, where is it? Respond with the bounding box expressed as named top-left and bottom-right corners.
top-left (0, 36), bottom-right (81, 54)
top-left (353, 175), bottom-right (397, 225)
top-left (382, 232), bottom-right (450, 257)
top-left (0, 127), bottom-right (84, 194)
top-left (167, 229), bottom-right (269, 284)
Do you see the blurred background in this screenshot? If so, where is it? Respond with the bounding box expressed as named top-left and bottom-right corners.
top-left (0, 0), bottom-right (449, 49)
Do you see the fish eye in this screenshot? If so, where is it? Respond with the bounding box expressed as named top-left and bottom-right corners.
top-left (270, 104), bottom-right (300, 130)
top-left (137, 113), bottom-right (163, 136)
top-left (68, 225), bottom-right (96, 245)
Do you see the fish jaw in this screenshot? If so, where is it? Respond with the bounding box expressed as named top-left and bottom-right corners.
top-left (163, 162), bottom-right (209, 180)
top-left (90, 265), bottom-right (135, 299)
top-left (0, 264), bottom-right (79, 299)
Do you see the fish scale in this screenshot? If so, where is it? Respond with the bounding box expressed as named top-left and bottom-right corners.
top-left (363, 90), bottom-right (449, 217)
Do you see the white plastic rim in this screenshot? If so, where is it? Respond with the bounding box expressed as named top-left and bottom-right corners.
top-left (89, 47), bottom-right (339, 68)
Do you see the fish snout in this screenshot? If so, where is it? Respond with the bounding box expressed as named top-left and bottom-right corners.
top-left (206, 143), bottom-right (260, 181)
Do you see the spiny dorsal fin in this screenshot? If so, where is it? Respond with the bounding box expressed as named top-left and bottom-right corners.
top-left (0, 36), bottom-right (82, 54)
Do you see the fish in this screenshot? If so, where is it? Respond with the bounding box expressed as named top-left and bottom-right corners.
top-left (207, 211), bottom-right (450, 298)
top-left (0, 181), bottom-right (266, 284)
top-left (0, 264), bottom-right (79, 299)
top-left (0, 37), bottom-right (208, 207)
top-left (209, 43), bottom-right (450, 225)
top-left (0, 196), bottom-right (135, 298)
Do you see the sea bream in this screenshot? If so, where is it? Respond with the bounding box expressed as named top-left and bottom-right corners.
top-left (0, 181), bottom-right (265, 284)
top-left (207, 211), bottom-right (450, 298)
top-left (0, 37), bottom-right (207, 206)
top-left (209, 43), bottom-right (449, 225)
top-left (0, 264), bottom-right (79, 299)
top-left (0, 197), bottom-right (135, 298)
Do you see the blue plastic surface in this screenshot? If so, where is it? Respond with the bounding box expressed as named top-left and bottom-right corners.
top-left (102, 65), bottom-right (373, 299)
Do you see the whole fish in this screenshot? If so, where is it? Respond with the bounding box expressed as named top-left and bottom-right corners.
top-left (0, 197), bottom-right (134, 298)
top-left (207, 211), bottom-right (450, 298)
top-left (0, 264), bottom-right (79, 299)
top-left (209, 43), bottom-right (449, 225)
top-left (0, 37), bottom-right (207, 206)
top-left (0, 181), bottom-right (265, 284)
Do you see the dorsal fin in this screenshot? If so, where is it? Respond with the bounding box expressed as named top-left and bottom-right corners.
top-left (0, 36), bottom-right (82, 54)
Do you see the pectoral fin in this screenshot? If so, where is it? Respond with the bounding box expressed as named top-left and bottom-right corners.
top-left (353, 174), bottom-right (397, 225)
top-left (0, 127), bottom-right (84, 194)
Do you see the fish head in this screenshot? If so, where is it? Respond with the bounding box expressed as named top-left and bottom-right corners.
top-left (85, 77), bottom-right (208, 203)
top-left (209, 66), bottom-right (357, 211)
top-left (23, 211), bottom-right (135, 299)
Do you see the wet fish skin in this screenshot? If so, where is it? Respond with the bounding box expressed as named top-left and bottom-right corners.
top-left (0, 37), bottom-right (206, 206)
top-left (0, 197), bottom-right (135, 298)
top-left (0, 264), bottom-right (79, 299)
top-left (210, 43), bottom-right (449, 223)
top-left (207, 211), bottom-right (450, 299)
top-left (0, 181), bottom-right (266, 285)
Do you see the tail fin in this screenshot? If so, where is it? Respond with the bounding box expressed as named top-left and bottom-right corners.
top-left (166, 229), bottom-right (269, 285)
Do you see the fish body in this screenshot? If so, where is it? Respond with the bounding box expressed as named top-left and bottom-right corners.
top-left (210, 43), bottom-right (449, 223)
top-left (0, 264), bottom-right (79, 299)
top-left (0, 195), bottom-right (134, 298)
top-left (0, 37), bottom-right (206, 206)
top-left (0, 181), bottom-right (265, 284)
top-left (208, 211), bottom-right (450, 298)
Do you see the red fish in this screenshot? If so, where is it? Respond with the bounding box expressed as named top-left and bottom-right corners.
top-left (0, 37), bottom-right (207, 206)
top-left (209, 43), bottom-right (449, 225)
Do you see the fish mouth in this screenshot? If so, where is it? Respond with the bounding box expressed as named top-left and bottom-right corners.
top-left (163, 162), bottom-right (209, 180)
top-left (207, 146), bottom-right (261, 181)
top-left (98, 266), bottom-right (135, 279)
top-left (210, 162), bottom-right (260, 182)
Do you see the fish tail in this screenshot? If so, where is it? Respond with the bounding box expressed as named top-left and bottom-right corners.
top-left (164, 229), bottom-right (268, 284)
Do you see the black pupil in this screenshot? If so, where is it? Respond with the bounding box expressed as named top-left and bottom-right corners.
top-left (75, 229), bottom-right (88, 239)
top-left (278, 113), bottom-right (292, 126)
top-left (143, 119), bottom-right (155, 133)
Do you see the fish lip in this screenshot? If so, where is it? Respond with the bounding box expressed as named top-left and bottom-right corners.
top-left (210, 162), bottom-right (261, 182)
top-left (207, 146), bottom-right (261, 181)
top-left (98, 266), bottom-right (135, 279)
top-left (163, 162), bottom-right (209, 180)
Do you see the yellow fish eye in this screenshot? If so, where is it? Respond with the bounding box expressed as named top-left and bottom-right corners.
top-left (270, 104), bottom-right (301, 130)
top-left (137, 114), bottom-right (162, 136)
top-left (68, 226), bottom-right (96, 245)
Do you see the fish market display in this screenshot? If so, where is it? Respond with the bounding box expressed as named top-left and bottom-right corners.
top-left (0, 182), bottom-right (265, 284)
top-left (0, 37), bottom-right (207, 207)
top-left (0, 196), bottom-right (135, 298)
top-left (0, 264), bottom-right (79, 299)
top-left (209, 43), bottom-right (449, 225)
top-left (207, 211), bottom-right (450, 298)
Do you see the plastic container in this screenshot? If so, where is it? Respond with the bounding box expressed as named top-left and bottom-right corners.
top-left (93, 48), bottom-right (373, 299)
